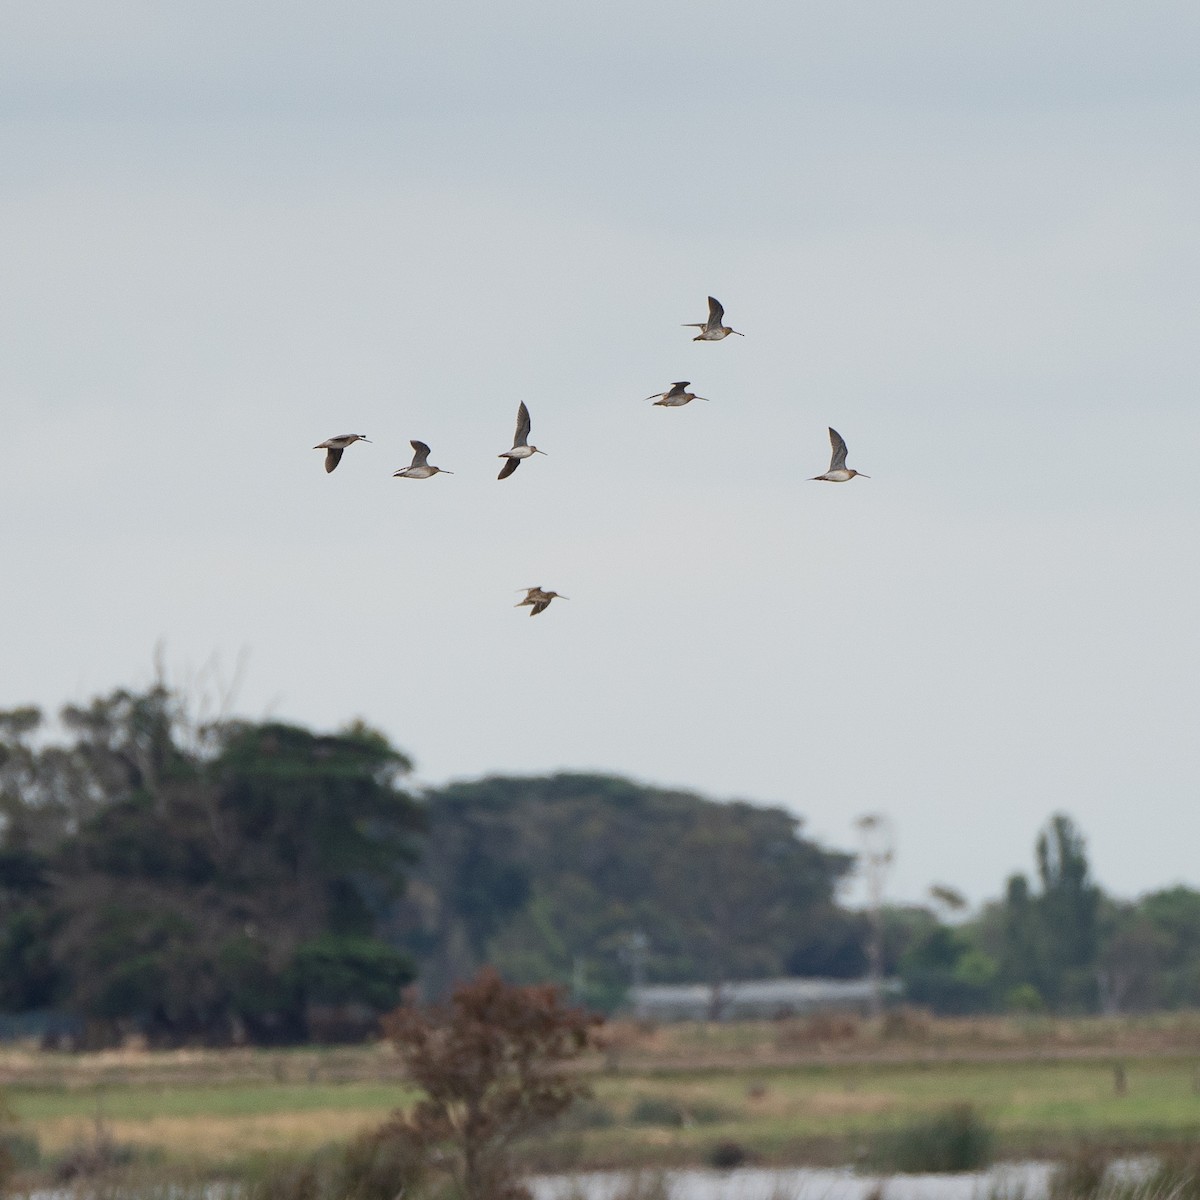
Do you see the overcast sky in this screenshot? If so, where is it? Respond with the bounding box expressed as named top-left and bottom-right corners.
top-left (3, 2), bottom-right (1198, 909)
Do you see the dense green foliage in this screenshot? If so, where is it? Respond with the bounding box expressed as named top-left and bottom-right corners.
top-left (892, 813), bottom-right (1200, 1016)
top-left (4, 682), bottom-right (1200, 1039)
top-left (0, 688), bottom-right (422, 1043)
top-left (865, 1103), bottom-right (994, 1173)
top-left (394, 773), bottom-right (855, 1011)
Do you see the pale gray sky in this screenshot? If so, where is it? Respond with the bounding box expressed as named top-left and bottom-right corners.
top-left (3, 2), bottom-right (1198, 908)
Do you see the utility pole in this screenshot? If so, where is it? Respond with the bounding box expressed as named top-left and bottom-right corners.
top-left (855, 813), bottom-right (894, 1020)
top-left (622, 930), bottom-right (649, 1020)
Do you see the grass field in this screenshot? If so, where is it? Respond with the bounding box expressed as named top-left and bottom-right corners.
top-left (4, 1014), bottom-right (1200, 1182)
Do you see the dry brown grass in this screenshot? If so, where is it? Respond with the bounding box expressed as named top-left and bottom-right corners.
top-left (5, 1010), bottom-right (1200, 1183)
top-left (0, 1042), bottom-right (406, 1089)
top-left (34, 1109), bottom-right (393, 1164)
top-left (589, 1010), bottom-right (1200, 1070)
top-left (6, 1012), bottom-right (1200, 1094)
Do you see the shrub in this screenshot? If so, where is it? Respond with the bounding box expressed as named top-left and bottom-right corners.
top-left (1048, 1147), bottom-right (1112, 1200)
top-left (245, 1126), bottom-right (426, 1200)
top-left (865, 1103), bottom-right (994, 1173)
top-left (333, 1120), bottom-right (428, 1200)
top-left (708, 1140), bottom-right (748, 1169)
top-left (248, 1158), bottom-right (324, 1200)
top-left (381, 967), bottom-right (602, 1200)
top-left (0, 1129), bottom-right (41, 1171)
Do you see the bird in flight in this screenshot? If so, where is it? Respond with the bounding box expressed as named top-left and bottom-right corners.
top-left (313, 434), bottom-right (371, 473)
top-left (393, 440), bottom-right (453, 479)
top-left (498, 402), bottom-right (545, 479)
top-left (516, 586), bottom-right (568, 616)
top-left (682, 296), bottom-right (743, 341)
top-left (645, 381), bottom-right (709, 407)
top-left (810, 427), bottom-right (870, 482)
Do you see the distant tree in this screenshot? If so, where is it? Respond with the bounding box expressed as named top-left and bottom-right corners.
top-left (898, 925), bottom-right (998, 1014)
top-left (657, 800), bottom-right (844, 1016)
top-left (399, 775), bottom-right (854, 1011)
top-left (786, 905), bottom-right (870, 978)
top-left (0, 707), bottom-right (68, 1011)
top-left (1118, 887), bottom-right (1200, 1009)
top-left (396, 791), bottom-right (531, 1001)
top-left (970, 815), bottom-right (1105, 1014)
top-left (878, 904), bottom-right (941, 974)
top-left (1035, 813), bottom-right (1101, 1009)
top-left (1097, 904), bottom-right (1166, 1013)
top-left (382, 967), bottom-right (602, 1200)
top-left (0, 687), bottom-right (424, 1043)
top-left (993, 872), bottom-right (1047, 1007)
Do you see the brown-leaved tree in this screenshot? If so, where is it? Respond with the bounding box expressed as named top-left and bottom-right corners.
top-left (382, 967), bottom-right (602, 1200)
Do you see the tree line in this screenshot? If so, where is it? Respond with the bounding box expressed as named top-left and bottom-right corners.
top-left (0, 689), bottom-right (422, 1042)
top-left (890, 813), bottom-right (1200, 1015)
top-left (0, 684), bottom-right (1196, 1043)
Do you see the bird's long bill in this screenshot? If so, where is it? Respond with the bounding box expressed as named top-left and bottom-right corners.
top-left (535, 448), bottom-right (547, 454)
top-left (857, 473), bottom-right (871, 478)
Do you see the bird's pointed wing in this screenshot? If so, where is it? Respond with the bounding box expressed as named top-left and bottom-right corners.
top-left (513, 401), bottom-right (532, 446)
top-left (827, 427), bottom-right (849, 472)
top-left (498, 457), bottom-right (521, 480)
top-left (530, 599), bottom-right (550, 615)
top-left (410, 440), bottom-right (431, 467)
top-left (644, 392), bottom-right (667, 401)
top-left (324, 447), bottom-right (344, 473)
top-left (707, 296), bottom-right (725, 326)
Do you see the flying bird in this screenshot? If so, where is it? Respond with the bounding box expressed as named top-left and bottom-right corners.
top-left (498, 401), bottom-right (545, 479)
top-left (516, 586), bottom-right (567, 616)
top-left (646, 381), bottom-right (709, 407)
top-left (313, 434), bottom-right (371, 473)
top-left (393, 441), bottom-right (453, 479)
top-left (810, 427), bottom-right (870, 482)
top-left (682, 296), bottom-right (743, 341)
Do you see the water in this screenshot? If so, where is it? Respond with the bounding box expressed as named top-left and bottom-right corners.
top-left (529, 1162), bottom-right (1058, 1200)
top-left (18, 1160), bottom-right (1157, 1200)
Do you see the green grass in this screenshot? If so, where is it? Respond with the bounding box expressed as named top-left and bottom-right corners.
top-left (566, 1058), bottom-right (1200, 1165)
top-left (11, 1082), bottom-right (417, 1123)
top-left (6, 1048), bottom-right (1200, 1180)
